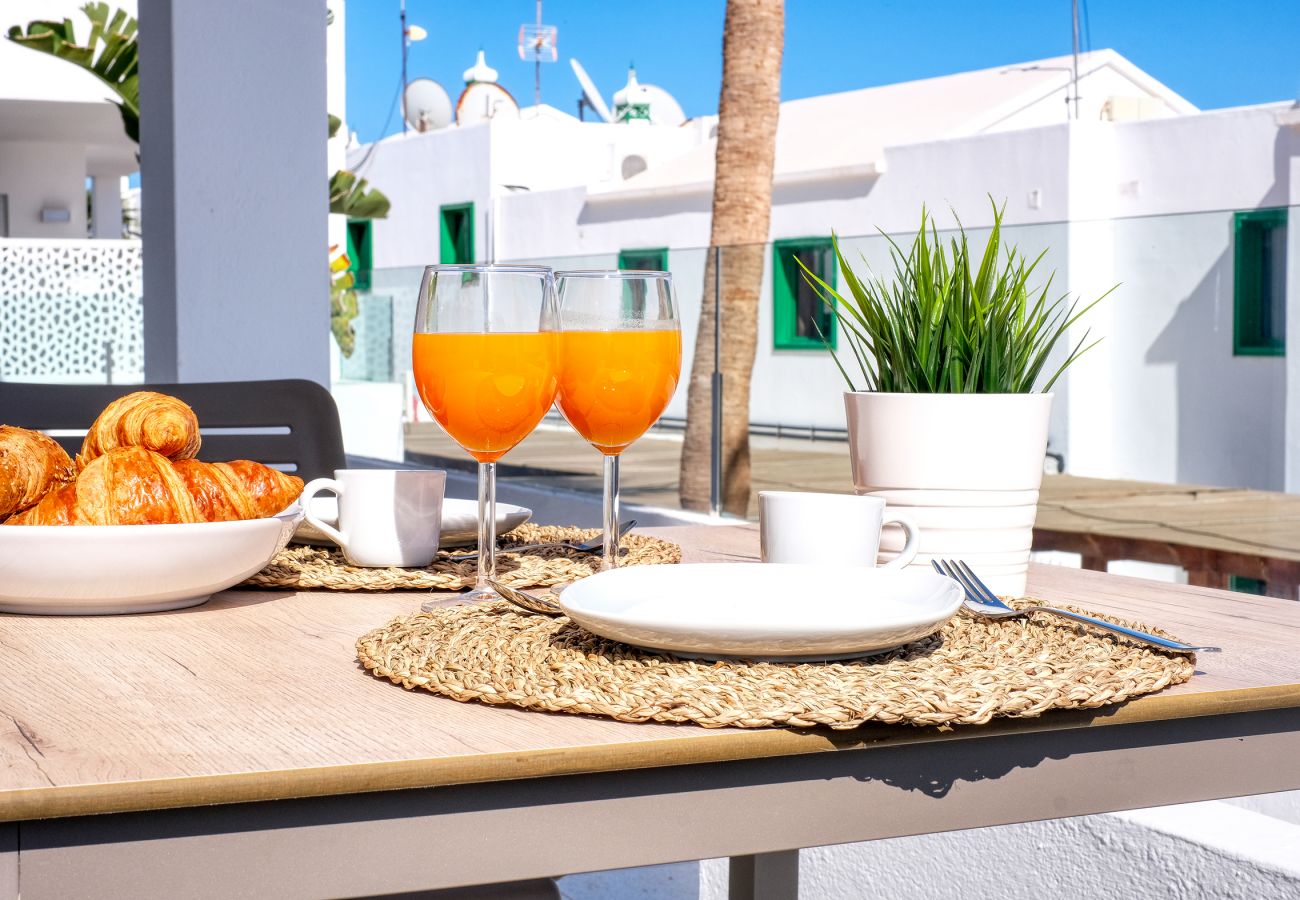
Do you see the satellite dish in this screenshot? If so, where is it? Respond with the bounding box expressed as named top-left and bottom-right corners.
top-left (569, 58), bottom-right (612, 123)
top-left (641, 84), bottom-right (686, 127)
top-left (456, 82), bottom-right (520, 124)
top-left (403, 78), bottom-right (453, 132)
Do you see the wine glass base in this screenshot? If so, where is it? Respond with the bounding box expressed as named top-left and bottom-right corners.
top-left (419, 585), bottom-right (502, 613)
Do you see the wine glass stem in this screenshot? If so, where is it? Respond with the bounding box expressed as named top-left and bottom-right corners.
top-left (602, 453), bottom-right (620, 570)
top-left (476, 461), bottom-right (497, 591)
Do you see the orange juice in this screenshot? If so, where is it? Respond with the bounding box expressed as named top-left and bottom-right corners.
top-left (557, 329), bottom-right (682, 454)
top-left (413, 332), bottom-right (559, 463)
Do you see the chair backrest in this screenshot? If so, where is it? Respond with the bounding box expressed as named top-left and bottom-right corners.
top-left (0, 380), bottom-right (346, 482)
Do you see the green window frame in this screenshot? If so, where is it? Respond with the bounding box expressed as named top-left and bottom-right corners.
top-left (439, 203), bottom-right (475, 264)
top-left (1233, 208), bottom-right (1287, 357)
top-left (618, 247), bottom-right (668, 272)
top-left (773, 238), bottom-right (837, 350)
top-left (345, 219), bottom-right (373, 290)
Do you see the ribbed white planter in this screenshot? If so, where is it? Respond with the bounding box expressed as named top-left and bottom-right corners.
top-left (844, 392), bottom-right (1053, 596)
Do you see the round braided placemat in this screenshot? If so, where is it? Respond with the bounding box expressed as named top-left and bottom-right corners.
top-left (243, 525), bottom-right (680, 592)
top-left (356, 598), bottom-right (1195, 729)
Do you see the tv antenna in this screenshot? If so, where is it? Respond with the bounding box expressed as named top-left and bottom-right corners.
top-left (399, 0), bottom-right (429, 133)
top-left (403, 78), bottom-right (453, 132)
top-left (517, 0), bottom-right (557, 107)
top-left (570, 59), bottom-right (612, 123)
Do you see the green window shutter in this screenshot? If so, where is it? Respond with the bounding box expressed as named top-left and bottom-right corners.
top-left (439, 203), bottom-right (475, 264)
top-left (618, 248), bottom-right (668, 271)
top-left (615, 248), bottom-right (668, 318)
top-left (773, 238), bottom-right (837, 350)
top-left (1233, 208), bottom-right (1287, 357)
top-left (346, 219), bottom-right (373, 290)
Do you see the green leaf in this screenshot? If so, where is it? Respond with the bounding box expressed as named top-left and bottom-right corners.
top-left (6, 5), bottom-right (139, 144)
top-left (329, 170), bottom-right (390, 219)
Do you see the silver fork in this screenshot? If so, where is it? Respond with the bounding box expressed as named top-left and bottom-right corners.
top-left (446, 519), bottom-right (637, 563)
top-left (932, 560), bottom-right (1220, 655)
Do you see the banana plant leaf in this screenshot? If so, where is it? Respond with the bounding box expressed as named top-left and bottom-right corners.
top-left (7, 3), bottom-right (139, 143)
top-left (330, 170), bottom-right (390, 220)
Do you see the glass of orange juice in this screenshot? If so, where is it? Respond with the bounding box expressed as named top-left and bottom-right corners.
top-left (413, 264), bottom-right (559, 607)
top-left (554, 270), bottom-right (681, 570)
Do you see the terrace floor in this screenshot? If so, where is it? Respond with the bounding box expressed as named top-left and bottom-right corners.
top-left (405, 421), bottom-right (853, 518)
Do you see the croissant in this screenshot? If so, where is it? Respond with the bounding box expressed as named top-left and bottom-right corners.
top-left (0, 426), bottom-right (75, 521)
top-left (6, 446), bottom-right (302, 526)
top-left (77, 391), bottom-right (201, 470)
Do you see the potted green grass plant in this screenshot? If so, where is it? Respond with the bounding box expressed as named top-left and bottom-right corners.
top-left (800, 201), bottom-right (1109, 595)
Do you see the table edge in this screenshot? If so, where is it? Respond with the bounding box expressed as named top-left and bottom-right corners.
top-left (3, 682), bottom-right (1297, 823)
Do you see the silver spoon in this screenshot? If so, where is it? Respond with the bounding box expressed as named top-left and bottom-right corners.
top-left (446, 519), bottom-right (637, 563)
top-left (487, 580), bottom-right (565, 617)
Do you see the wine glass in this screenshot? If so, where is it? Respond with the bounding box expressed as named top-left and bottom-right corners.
top-left (412, 264), bottom-right (559, 608)
top-left (554, 270), bottom-right (681, 569)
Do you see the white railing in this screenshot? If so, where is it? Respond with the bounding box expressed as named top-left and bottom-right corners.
top-left (0, 238), bottom-right (143, 383)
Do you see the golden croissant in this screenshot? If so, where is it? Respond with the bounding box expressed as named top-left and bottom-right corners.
top-left (77, 391), bottom-right (201, 470)
top-left (7, 446), bottom-right (303, 526)
top-left (0, 426), bottom-right (76, 521)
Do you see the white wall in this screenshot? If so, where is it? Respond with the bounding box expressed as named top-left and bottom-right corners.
top-left (353, 124), bottom-right (492, 268)
top-left (1062, 108), bottom-right (1296, 487)
top-left (0, 142), bottom-right (87, 238)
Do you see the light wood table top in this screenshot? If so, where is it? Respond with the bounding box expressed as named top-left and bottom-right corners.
top-left (2, 523), bottom-right (1298, 824)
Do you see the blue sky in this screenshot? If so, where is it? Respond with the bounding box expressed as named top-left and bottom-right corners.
top-left (345, 0), bottom-right (1300, 144)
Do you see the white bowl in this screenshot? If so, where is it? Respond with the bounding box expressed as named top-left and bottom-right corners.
top-left (0, 508), bottom-right (303, 615)
top-left (558, 562), bottom-right (964, 661)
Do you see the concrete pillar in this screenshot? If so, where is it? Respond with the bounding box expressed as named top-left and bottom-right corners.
top-left (90, 175), bottom-right (123, 239)
top-left (139, 0), bottom-right (328, 385)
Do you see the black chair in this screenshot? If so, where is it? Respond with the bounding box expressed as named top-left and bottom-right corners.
top-left (0, 379), bottom-right (346, 482)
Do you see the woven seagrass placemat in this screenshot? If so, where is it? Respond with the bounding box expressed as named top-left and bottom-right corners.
top-left (244, 525), bottom-right (681, 592)
top-left (356, 599), bottom-right (1195, 729)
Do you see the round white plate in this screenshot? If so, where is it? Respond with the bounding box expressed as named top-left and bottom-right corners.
top-left (293, 496), bottom-right (532, 548)
top-left (0, 508), bottom-right (303, 615)
top-left (558, 563), bottom-right (963, 661)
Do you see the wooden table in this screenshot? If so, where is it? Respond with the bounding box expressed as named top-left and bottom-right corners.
top-left (3, 524), bottom-right (1299, 899)
top-left (1036, 474), bottom-right (1300, 598)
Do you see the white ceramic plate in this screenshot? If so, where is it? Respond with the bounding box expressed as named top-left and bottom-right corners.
top-left (558, 563), bottom-right (963, 661)
top-left (293, 496), bottom-right (532, 548)
top-left (0, 507), bottom-right (304, 615)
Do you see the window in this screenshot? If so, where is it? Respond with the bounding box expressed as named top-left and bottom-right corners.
top-left (618, 248), bottom-right (667, 272)
top-left (345, 219), bottom-right (373, 290)
top-left (1233, 208), bottom-right (1287, 357)
top-left (439, 203), bottom-right (474, 264)
top-left (773, 238), bottom-right (836, 350)
top-left (0, 194), bottom-right (8, 237)
top-left (616, 248), bottom-right (668, 318)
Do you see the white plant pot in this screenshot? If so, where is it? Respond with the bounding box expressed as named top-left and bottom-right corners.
top-left (845, 391), bottom-right (1054, 596)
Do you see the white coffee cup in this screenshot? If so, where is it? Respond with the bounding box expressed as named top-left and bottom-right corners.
top-left (759, 491), bottom-right (920, 569)
top-left (301, 469), bottom-right (446, 568)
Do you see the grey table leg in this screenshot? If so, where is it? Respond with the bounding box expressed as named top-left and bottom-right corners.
top-left (0, 825), bottom-right (16, 900)
top-left (730, 850), bottom-right (799, 900)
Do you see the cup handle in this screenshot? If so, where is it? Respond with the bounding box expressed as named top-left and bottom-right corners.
top-left (301, 478), bottom-right (347, 550)
top-left (879, 510), bottom-right (920, 570)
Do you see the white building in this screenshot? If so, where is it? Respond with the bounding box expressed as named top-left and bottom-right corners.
top-left (349, 49), bottom-right (1300, 493)
top-left (0, 0), bottom-right (139, 240)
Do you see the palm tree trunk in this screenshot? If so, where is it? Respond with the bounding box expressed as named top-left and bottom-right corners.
top-left (679, 0), bottom-right (784, 515)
